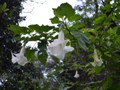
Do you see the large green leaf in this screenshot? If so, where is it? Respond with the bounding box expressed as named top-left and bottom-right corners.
top-left (68, 14), bottom-right (81, 21)
top-left (72, 30), bottom-right (89, 50)
top-left (9, 25), bottom-right (28, 34)
top-left (28, 24), bottom-right (54, 33)
top-left (50, 16), bottom-right (61, 24)
top-left (53, 3), bottom-right (75, 19)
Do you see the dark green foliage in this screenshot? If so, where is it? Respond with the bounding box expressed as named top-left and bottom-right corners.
top-left (0, 63), bottom-right (43, 90)
top-left (0, 0), bottom-right (26, 89)
top-left (72, 30), bottom-right (89, 50)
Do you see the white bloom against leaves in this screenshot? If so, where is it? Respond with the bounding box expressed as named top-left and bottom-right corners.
top-left (74, 70), bottom-right (79, 78)
top-left (48, 30), bottom-right (74, 60)
top-left (11, 46), bottom-right (28, 66)
top-left (91, 49), bottom-right (103, 67)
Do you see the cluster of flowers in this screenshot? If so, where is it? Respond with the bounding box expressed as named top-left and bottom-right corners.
top-left (11, 30), bottom-right (74, 66)
top-left (11, 30), bottom-right (103, 78)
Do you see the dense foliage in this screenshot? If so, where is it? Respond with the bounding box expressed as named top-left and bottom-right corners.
top-left (0, 0), bottom-right (30, 89)
top-left (1, 0), bottom-right (120, 90)
top-left (0, 0), bottom-right (26, 73)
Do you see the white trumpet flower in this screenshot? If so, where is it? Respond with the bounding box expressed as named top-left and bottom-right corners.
top-left (92, 49), bottom-right (103, 67)
top-left (11, 46), bottom-right (28, 66)
top-left (48, 30), bottom-right (74, 60)
top-left (74, 70), bottom-right (79, 78)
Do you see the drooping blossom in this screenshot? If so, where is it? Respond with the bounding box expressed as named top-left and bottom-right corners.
top-left (11, 46), bottom-right (28, 66)
top-left (74, 70), bottom-right (80, 78)
top-left (91, 49), bottom-right (103, 67)
top-left (48, 30), bottom-right (74, 60)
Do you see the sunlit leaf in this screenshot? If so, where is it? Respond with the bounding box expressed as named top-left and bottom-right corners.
top-left (53, 3), bottom-right (75, 19)
top-left (68, 14), bottom-right (81, 21)
top-left (50, 16), bottom-right (61, 24)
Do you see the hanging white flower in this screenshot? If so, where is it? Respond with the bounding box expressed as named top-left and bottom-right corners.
top-left (11, 46), bottom-right (28, 66)
top-left (48, 30), bottom-right (74, 60)
top-left (91, 49), bottom-right (103, 67)
top-left (74, 70), bottom-right (79, 78)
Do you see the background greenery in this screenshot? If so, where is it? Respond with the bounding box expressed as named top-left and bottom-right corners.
top-left (1, 0), bottom-right (120, 90)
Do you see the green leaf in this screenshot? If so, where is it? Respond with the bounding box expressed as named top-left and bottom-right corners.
top-left (38, 40), bottom-right (47, 51)
top-left (38, 50), bottom-right (47, 66)
top-left (50, 16), bottom-right (61, 24)
top-left (3, 2), bottom-right (7, 9)
top-left (116, 27), bottom-right (120, 35)
top-left (51, 55), bottom-right (59, 62)
top-left (102, 4), bottom-right (111, 13)
top-left (94, 66), bottom-right (104, 74)
top-left (28, 36), bottom-right (41, 41)
top-left (68, 14), bottom-right (81, 21)
top-left (0, 2), bottom-right (8, 12)
top-left (28, 24), bottom-right (54, 33)
top-left (37, 40), bottom-right (47, 65)
top-left (9, 25), bottom-right (28, 34)
top-left (14, 36), bottom-right (26, 41)
top-left (28, 24), bottom-right (40, 31)
top-left (25, 48), bottom-right (35, 62)
top-left (53, 3), bottom-right (75, 19)
top-left (72, 22), bottom-right (85, 29)
top-left (93, 15), bottom-right (106, 25)
top-left (72, 30), bottom-right (89, 50)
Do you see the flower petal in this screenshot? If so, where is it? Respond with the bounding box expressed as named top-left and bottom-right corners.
top-left (34, 51), bottom-right (38, 60)
top-left (20, 46), bottom-right (25, 55)
top-left (17, 55), bottom-right (28, 66)
top-left (92, 59), bottom-right (103, 67)
top-left (92, 49), bottom-right (103, 67)
top-left (93, 49), bottom-right (99, 61)
top-left (58, 30), bottom-right (64, 41)
top-left (64, 46), bottom-right (74, 53)
top-left (91, 62), bottom-right (96, 67)
top-left (97, 59), bottom-right (103, 66)
top-left (11, 54), bottom-right (18, 64)
top-left (48, 43), bottom-right (65, 60)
